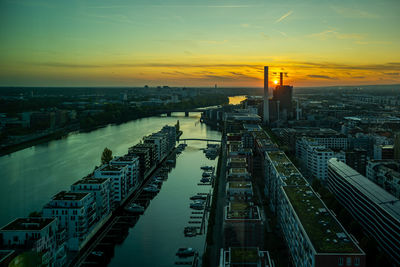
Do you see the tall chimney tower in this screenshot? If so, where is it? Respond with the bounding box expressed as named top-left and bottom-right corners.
top-left (263, 66), bottom-right (269, 124)
top-left (280, 72), bottom-right (283, 86)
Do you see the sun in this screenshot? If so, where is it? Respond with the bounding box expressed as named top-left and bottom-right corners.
top-left (273, 80), bottom-right (278, 85)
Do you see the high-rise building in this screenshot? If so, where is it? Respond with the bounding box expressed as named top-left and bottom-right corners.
top-left (272, 72), bottom-right (293, 120)
top-left (263, 66), bottom-right (269, 125)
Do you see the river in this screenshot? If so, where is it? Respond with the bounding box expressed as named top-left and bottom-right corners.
top-left (0, 111), bottom-right (222, 266)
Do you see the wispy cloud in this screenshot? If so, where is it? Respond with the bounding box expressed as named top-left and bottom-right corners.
top-left (31, 61), bottom-right (400, 72)
top-left (308, 75), bottom-right (336, 80)
top-left (331, 6), bottom-right (379, 19)
top-left (275, 11), bottom-right (293, 23)
top-left (274, 30), bottom-right (287, 37)
top-left (35, 62), bottom-right (103, 68)
top-left (309, 28), bottom-right (365, 41)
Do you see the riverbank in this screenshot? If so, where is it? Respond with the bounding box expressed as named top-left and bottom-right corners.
top-left (1, 109), bottom-right (196, 157)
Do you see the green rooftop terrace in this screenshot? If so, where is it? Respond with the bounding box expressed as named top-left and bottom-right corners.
top-left (283, 186), bottom-right (361, 254)
top-left (231, 168), bottom-right (248, 174)
top-left (230, 247), bottom-right (259, 263)
top-left (228, 182), bottom-right (252, 189)
top-left (268, 151), bottom-right (308, 186)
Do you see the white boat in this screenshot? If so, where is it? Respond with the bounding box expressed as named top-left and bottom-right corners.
top-left (201, 166), bottom-right (213, 171)
top-left (152, 179), bottom-right (163, 185)
top-left (176, 248), bottom-right (195, 257)
top-left (190, 202), bottom-right (204, 209)
top-left (124, 203), bottom-right (145, 213)
top-left (143, 186), bottom-right (159, 193)
top-left (91, 251), bottom-right (104, 257)
top-left (190, 195), bottom-right (207, 200)
top-left (201, 177), bottom-right (210, 183)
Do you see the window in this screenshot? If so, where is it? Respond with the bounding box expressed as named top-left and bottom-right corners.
top-left (338, 257), bottom-right (344, 266)
top-left (354, 257), bottom-right (360, 266)
top-left (346, 257), bottom-right (352, 266)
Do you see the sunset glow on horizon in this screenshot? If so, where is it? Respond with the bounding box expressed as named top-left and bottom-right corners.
top-left (0, 0), bottom-right (399, 87)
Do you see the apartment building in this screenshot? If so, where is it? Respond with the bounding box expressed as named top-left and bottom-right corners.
top-left (279, 185), bottom-right (365, 267)
top-left (110, 155), bottom-right (140, 192)
top-left (0, 217), bottom-right (66, 266)
top-left (71, 177), bottom-right (112, 221)
top-left (42, 191), bottom-right (96, 251)
top-left (94, 164), bottom-right (128, 206)
top-left (327, 159), bottom-right (400, 265)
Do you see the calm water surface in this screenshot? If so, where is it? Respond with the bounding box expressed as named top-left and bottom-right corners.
top-left (0, 112), bottom-right (220, 226)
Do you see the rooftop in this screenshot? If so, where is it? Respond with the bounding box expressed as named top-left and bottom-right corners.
top-left (229, 157), bottom-right (247, 163)
top-left (1, 218), bottom-right (55, 231)
top-left (228, 182), bottom-right (252, 189)
top-left (230, 247), bottom-right (259, 264)
top-left (231, 168), bottom-right (248, 174)
top-left (226, 201), bottom-right (260, 220)
top-left (98, 164), bottom-right (124, 172)
top-left (267, 151), bottom-right (308, 186)
top-left (283, 186), bottom-right (362, 254)
top-left (329, 159), bottom-right (400, 222)
top-left (52, 191), bottom-right (89, 201)
top-left (243, 124), bottom-right (262, 131)
top-left (111, 155), bottom-right (138, 162)
top-left (73, 178), bottom-right (108, 185)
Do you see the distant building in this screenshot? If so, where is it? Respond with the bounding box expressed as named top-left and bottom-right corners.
top-left (30, 112), bottom-right (55, 129)
top-left (373, 144), bottom-right (394, 160)
top-left (366, 160), bottom-right (400, 198)
top-left (327, 159), bottom-right (400, 265)
top-left (345, 149), bottom-right (367, 175)
top-left (297, 137), bottom-right (345, 181)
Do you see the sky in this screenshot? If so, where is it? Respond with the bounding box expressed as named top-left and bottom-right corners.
top-left (0, 0), bottom-right (399, 87)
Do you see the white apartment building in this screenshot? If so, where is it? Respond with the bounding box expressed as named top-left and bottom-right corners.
top-left (71, 177), bottom-right (112, 222)
top-left (143, 132), bottom-right (168, 163)
top-left (161, 125), bottom-right (177, 151)
top-left (94, 164), bottom-right (129, 206)
top-left (42, 191), bottom-right (96, 251)
top-left (0, 217), bottom-right (66, 267)
top-left (297, 138), bottom-right (345, 181)
top-left (296, 136), bottom-right (348, 158)
top-left (110, 155), bottom-right (140, 193)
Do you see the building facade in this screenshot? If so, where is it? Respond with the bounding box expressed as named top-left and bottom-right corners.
top-left (42, 191), bottom-right (96, 251)
top-left (327, 159), bottom-right (400, 265)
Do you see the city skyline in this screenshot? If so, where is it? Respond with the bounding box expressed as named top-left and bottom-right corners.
top-left (0, 0), bottom-right (399, 87)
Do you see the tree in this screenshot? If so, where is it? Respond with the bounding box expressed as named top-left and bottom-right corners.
top-left (101, 147), bottom-right (113, 165)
